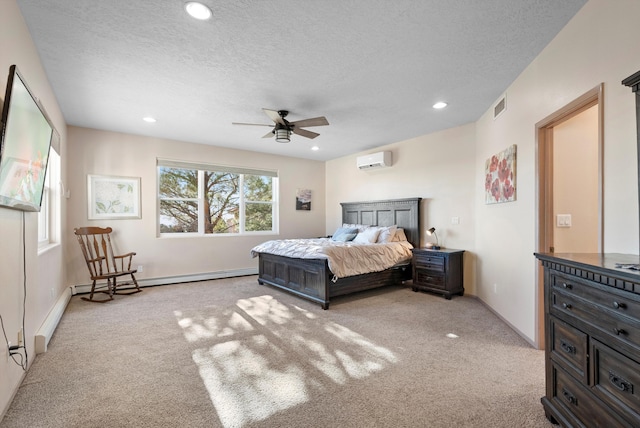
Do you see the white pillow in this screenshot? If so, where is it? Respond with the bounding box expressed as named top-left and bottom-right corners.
top-left (376, 225), bottom-right (398, 243)
top-left (353, 227), bottom-right (380, 244)
top-left (342, 223), bottom-right (370, 232)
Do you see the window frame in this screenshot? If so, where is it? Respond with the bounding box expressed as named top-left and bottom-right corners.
top-left (38, 147), bottom-right (60, 249)
top-left (157, 159), bottom-right (278, 236)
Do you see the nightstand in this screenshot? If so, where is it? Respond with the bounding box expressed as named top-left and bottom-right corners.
top-left (411, 248), bottom-right (464, 299)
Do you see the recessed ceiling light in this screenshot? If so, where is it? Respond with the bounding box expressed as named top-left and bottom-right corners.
top-left (143, 117), bottom-right (157, 123)
top-left (185, 2), bottom-right (212, 20)
top-left (311, 146), bottom-right (319, 151)
top-left (433, 101), bottom-right (448, 109)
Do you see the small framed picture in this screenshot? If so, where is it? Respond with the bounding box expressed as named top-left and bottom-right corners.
top-left (296, 189), bottom-right (311, 211)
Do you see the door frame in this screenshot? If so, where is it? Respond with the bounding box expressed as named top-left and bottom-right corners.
top-left (534, 83), bottom-right (604, 349)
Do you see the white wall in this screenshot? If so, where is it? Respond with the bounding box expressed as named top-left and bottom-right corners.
top-left (474, 0), bottom-right (640, 344)
top-left (65, 126), bottom-right (326, 286)
top-left (326, 123), bottom-right (477, 294)
top-left (0, 0), bottom-right (68, 418)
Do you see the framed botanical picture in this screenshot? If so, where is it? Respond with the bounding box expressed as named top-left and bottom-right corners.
top-left (485, 145), bottom-right (517, 204)
top-left (87, 174), bottom-right (141, 219)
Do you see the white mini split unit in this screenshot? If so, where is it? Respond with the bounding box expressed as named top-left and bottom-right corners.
top-left (357, 151), bottom-right (392, 170)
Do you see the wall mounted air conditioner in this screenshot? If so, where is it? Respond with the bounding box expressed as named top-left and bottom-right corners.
top-left (357, 151), bottom-right (392, 170)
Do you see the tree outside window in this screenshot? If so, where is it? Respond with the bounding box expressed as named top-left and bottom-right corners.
top-left (158, 163), bottom-right (276, 234)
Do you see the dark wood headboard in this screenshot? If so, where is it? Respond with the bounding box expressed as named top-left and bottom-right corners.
top-left (340, 198), bottom-right (422, 247)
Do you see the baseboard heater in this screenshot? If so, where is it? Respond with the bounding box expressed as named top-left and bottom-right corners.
top-left (70, 267), bottom-right (258, 295)
top-left (35, 287), bottom-right (72, 354)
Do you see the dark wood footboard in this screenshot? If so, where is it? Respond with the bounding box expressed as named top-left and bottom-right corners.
top-left (258, 253), bottom-right (331, 308)
top-left (257, 252), bottom-right (411, 309)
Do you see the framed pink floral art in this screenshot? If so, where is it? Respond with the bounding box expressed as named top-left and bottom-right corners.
top-left (485, 144), bottom-right (516, 204)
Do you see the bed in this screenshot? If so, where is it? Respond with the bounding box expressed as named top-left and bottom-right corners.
top-left (252, 198), bottom-right (421, 309)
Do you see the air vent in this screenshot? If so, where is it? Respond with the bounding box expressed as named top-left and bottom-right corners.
top-left (494, 95), bottom-right (507, 119)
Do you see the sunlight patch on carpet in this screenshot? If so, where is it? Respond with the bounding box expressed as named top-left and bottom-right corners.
top-left (193, 336), bottom-right (308, 428)
top-left (174, 294), bottom-right (398, 427)
top-left (174, 309), bottom-right (254, 342)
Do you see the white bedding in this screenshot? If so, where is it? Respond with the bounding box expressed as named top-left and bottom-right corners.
top-left (250, 238), bottom-right (414, 278)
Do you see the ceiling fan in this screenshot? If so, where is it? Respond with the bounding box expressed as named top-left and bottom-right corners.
top-left (232, 109), bottom-right (329, 143)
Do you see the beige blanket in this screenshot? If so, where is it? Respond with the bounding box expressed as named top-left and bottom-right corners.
top-left (251, 238), bottom-right (413, 278)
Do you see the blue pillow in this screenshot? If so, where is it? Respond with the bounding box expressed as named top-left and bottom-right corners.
top-left (331, 227), bottom-right (358, 242)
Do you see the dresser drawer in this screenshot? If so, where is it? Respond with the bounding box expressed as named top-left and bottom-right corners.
top-left (550, 317), bottom-right (588, 383)
top-left (414, 269), bottom-right (445, 289)
top-left (551, 288), bottom-right (640, 352)
top-left (413, 253), bottom-right (445, 272)
top-left (551, 364), bottom-right (630, 428)
top-left (551, 272), bottom-right (640, 323)
top-left (592, 339), bottom-right (640, 424)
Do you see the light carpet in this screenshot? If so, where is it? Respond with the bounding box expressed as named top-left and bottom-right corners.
top-left (1, 276), bottom-right (553, 428)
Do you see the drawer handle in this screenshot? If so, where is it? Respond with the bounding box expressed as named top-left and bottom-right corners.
top-left (562, 388), bottom-right (577, 405)
top-left (562, 282), bottom-right (572, 289)
top-left (613, 327), bottom-right (627, 336)
top-left (613, 301), bottom-right (626, 310)
top-left (609, 372), bottom-right (633, 393)
top-left (562, 303), bottom-right (572, 310)
top-left (560, 339), bottom-right (576, 355)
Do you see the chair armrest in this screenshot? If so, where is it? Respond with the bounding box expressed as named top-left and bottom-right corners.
top-left (113, 252), bottom-right (136, 259)
top-left (113, 252), bottom-right (136, 271)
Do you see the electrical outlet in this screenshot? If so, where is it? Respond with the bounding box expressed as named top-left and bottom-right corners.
top-left (137, 265), bottom-right (143, 273)
top-left (18, 329), bottom-right (23, 346)
top-left (493, 283), bottom-right (498, 293)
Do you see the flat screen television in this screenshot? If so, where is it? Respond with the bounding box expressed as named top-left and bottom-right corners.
top-left (0, 64), bottom-right (54, 212)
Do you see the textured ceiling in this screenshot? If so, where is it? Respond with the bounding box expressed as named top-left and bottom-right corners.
top-left (16, 0), bottom-right (587, 161)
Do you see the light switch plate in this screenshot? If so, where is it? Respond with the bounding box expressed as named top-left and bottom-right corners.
top-left (556, 214), bottom-right (572, 227)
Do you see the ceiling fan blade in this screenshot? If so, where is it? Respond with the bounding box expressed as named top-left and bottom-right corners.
top-left (262, 109), bottom-right (286, 125)
top-left (262, 130), bottom-right (275, 138)
top-left (232, 122), bottom-right (273, 127)
top-left (290, 116), bottom-right (329, 128)
top-left (291, 127), bottom-right (320, 139)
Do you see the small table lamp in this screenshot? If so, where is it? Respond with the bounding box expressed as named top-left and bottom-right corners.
top-left (426, 227), bottom-right (440, 250)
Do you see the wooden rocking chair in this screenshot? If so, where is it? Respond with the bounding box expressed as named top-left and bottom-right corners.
top-left (74, 226), bottom-right (142, 302)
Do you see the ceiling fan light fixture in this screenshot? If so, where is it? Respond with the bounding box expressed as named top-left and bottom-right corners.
top-left (275, 128), bottom-right (290, 143)
top-left (185, 2), bottom-right (212, 20)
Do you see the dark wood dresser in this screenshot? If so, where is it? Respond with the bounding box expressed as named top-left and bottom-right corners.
top-left (411, 248), bottom-right (464, 299)
top-left (535, 253), bottom-right (640, 427)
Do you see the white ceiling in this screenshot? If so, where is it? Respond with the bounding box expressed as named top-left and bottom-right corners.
top-left (16, 0), bottom-right (587, 161)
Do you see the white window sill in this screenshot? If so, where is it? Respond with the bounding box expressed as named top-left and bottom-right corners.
top-left (38, 242), bottom-right (61, 256)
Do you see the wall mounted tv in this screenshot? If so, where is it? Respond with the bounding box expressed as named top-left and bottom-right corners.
top-left (0, 64), bottom-right (54, 212)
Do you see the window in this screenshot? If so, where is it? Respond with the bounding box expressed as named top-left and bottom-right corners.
top-left (38, 148), bottom-right (60, 246)
top-left (158, 159), bottom-right (278, 235)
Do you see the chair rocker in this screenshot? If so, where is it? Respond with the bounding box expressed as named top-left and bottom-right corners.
top-left (74, 226), bottom-right (141, 302)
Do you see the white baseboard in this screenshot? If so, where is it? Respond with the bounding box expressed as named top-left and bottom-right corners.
top-left (35, 287), bottom-right (72, 354)
top-left (70, 267), bottom-right (258, 295)
top-left (474, 295), bottom-right (539, 349)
